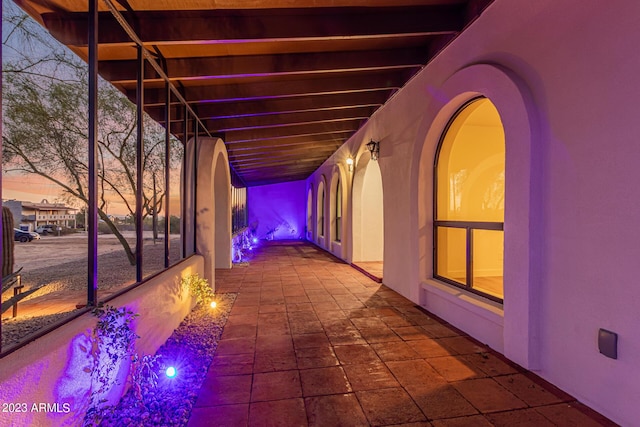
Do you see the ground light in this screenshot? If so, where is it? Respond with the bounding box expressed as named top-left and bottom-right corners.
top-left (210, 301), bottom-right (217, 309)
top-left (252, 237), bottom-right (258, 244)
top-left (165, 366), bottom-right (177, 378)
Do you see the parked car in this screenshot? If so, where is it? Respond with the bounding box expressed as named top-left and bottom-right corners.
top-left (35, 224), bottom-right (56, 235)
top-left (29, 231), bottom-right (41, 240)
top-left (14, 229), bottom-right (34, 242)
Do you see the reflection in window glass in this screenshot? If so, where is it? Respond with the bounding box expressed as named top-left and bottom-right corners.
top-left (169, 139), bottom-right (184, 265)
top-left (143, 119), bottom-right (168, 279)
top-left (434, 97), bottom-right (505, 301)
top-left (335, 179), bottom-right (342, 242)
top-left (436, 227), bottom-right (467, 284)
top-left (472, 229), bottom-right (504, 299)
top-left (231, 186), bottom-right (247, 234)
top-left (1, 3), bottom-right (87, 350)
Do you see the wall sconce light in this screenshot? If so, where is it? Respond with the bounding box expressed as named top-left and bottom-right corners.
top-left (366, 140), bottom-right (380, 161)
top-left (346, 157), bottom-right (354, 172)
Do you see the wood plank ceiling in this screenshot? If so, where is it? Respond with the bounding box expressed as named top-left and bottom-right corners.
top-left (15, 0), bottom-right (493, 186)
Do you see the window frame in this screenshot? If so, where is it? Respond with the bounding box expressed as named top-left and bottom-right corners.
top-left (432, 96), bottom-right (504, 304)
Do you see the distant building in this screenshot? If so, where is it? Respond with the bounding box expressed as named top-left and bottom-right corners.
top-left (3, 199), bottom-right (77, 230)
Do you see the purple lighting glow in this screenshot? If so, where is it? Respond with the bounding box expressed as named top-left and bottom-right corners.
top-left (165, 367), bottom-right (177, 378)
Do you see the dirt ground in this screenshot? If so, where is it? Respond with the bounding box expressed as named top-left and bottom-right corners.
top-left (13, 231), bottom-right (151, 272)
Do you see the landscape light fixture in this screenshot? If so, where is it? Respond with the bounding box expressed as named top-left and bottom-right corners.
top-left (366, 140), bottom-right (380, 161)
top-left (166, 366), bottom-right (177, 378)
top-left (346, 157), bottom-right (354, 172)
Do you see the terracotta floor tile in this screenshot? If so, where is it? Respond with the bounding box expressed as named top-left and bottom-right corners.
top-left (494, 374), bottom-right (563, 407)
top-left (334, 344), bottom-right (381, 365)
top-left (535, 403), bottom-right (608, 427)
top-left (392, 326), bottom-right (434, 341)
top-left (385, 360), bottom-right (445, 387)
top-left (254, 351), bottom-right (298, 373)
top-left (249, 399), bottom-right (308, 427)
top-left (328, 331), bottom-right (367, 346)
top-left (356, 388), bottom-right (427, 425)
top-left (292, 333), bottom-right (330, 349)
top-left (289, 311), bottom-right (320, 323)
top-left (290, 321), bottom-right (325, 335)
top-left (343, 363), bottom-right (400, 391)
top-left (286, 295), bottom-right (311, 304)
top-left (216, 338), bottom-right (256, 355)
top-left (221, 324), bottom-right (258, 340)
top-left (287, 303), bottom-right (315, 312)
top-left (421, 323), bottom-right (460, 338)
top-left (359, 327), bottom-right (401, 343)
top-left (251, 370), bottom-right (302, 402)
top-left (438, 336), bottom-right (486, 355)
top-left (311, 301), bottom-right (342, 311)
top-left (427, 356), bottom-right (487, 382)
top-left (371, 341), bottom-right (422, 361)
top-left (296, 346), bottom-right (339, 369)
top-left (259, 306), bottom-right (287, 315)
top-left (227, 313), bottom-right (260, 326)
top-left (195, 374), bottom-right (253, 406)
top-left (300, 366), bottom-right (352, 397)
top-left (255, 334), bottom-right (294, 352)
top-left (462, 353), bottom-right (518, 377)
top-left (430, 415), bottom-right (493, 427)
top-left (405, 383), bottom-right (478, 420)
top-left (210, 353), bottom-right (255, 376)
top-left (453, 378), bottom-right (527, 413)
top-left (188, 404), bottom-right (249, 427)
top-left (305, 394), bottom-right (369, 427)
top-left (485, 408), bottom-right (556, 427)
top-left (346, 308), bottom-right (380, 318)
top-left (307, 294), bottom-right (336, 303)
top-left (350, 317), bottom-right (387, 330)
top-left (315, 309), bottom-right (348, 320)
top-left (406, 339), bottom-right (454, 358)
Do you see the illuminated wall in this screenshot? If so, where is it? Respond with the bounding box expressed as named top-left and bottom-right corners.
top-left (247, 180), bottom-right (306, 240)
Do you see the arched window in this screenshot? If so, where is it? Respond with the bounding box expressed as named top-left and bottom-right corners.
top-left (306, 187), bottom-right (313, 239)
top-left (434, 97), bottom-right (505, 302)
top-left (335, 178), bottom-right (342, 241)
top-left (317, 182), bottom-right (325, 237)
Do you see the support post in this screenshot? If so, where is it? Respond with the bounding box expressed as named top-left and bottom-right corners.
top-left (136, 45), bottom-right (144, 283)
top-left (87, 0), bottom-right (99, 305)
top-left (164, 82), bottom-right (171, 267)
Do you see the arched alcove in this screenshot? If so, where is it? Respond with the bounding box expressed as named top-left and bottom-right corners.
top-left (328, 166), bottom-right (348, 259)
top-left (306, 185), bottom-right (314, 241)
top-left (316, 177), bottom-right (326, 247)
top-left (352, 154), bottom-right (384, 265)
top-left (214, 152), bottom-right (231, 269)
top-left (185, 136), bottom-right (231, 287)
top-left (414, 63), bottom-right (538, 367)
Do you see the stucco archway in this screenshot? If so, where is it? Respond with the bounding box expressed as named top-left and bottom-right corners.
top-left (414, 63), bottom-right (538, 368)
top-left (351, 154), bottom-right (384, 264)
top-left (185, 136), bottom-right (231, 288)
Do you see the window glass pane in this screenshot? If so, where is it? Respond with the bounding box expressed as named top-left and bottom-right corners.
top-left (97, 83), bottom-right (137, 298)
top-left (436, 226), bottom-right (467, 284)
top-left (336, 179), bottom-right (342, 241)
top-left (472, 229), bottom-right (504, 299)
top-left (169, 138), bottom-right (183, 265)
top-left (1, 3), bottom-right (87, 349)
top-left (437, 98), bottom-right (505, 222)
top-left (142, 118), bottom-right (167, 279)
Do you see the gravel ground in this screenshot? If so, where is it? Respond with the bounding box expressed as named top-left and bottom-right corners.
top-left (97, 293), bottom-right (236, 427)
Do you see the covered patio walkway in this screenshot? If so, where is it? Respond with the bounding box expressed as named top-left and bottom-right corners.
top-left (188, 242), bottom-right (610, 427)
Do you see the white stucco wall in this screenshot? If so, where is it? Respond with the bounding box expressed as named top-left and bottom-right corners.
top-left (0, 256), bottom-right (202, 426)
top-left (306, 1), bottom-right (640, 424)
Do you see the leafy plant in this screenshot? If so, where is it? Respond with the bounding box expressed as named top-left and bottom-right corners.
top-left (130, 353), bottom-right (162, 401)
top-left (83, 305), bottom-right (139, 426)
top-left (182, 274), bottom-right (214, 305)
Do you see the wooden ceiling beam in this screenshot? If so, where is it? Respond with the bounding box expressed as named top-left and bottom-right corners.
top-left (41, 6), bottom-right (465, 46)
top-left (146, 90), bottom-right (389, 120)
top-left (224, 119), bottom-right (362, 143)
top-left (135, 71), bottom-right (408, 106)
top-left (229, 144), bottom-right (340, 159)
top-left (225, 133), bottom-right (351, 150)
top-left (102, 48), bottom-right (427, 83)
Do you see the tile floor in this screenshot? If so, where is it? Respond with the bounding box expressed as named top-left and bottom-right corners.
top-left (188, 241), bottom-right (615, 427)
